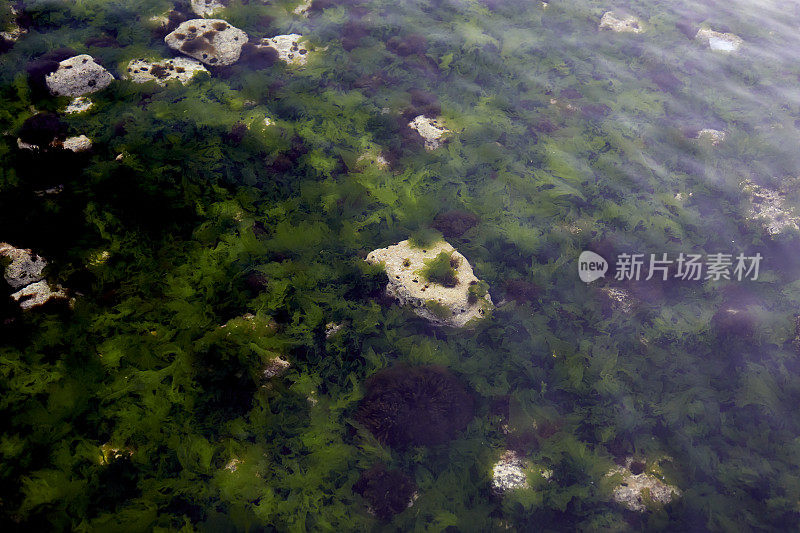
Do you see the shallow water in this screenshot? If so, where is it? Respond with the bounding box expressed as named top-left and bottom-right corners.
top-left (2, 0), bottom-right (800, 530)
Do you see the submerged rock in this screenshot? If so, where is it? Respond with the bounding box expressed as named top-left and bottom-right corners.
top-left (491, 451), bottom-right (529, 494)
top-left (696, 27), bottom-right (743, 52)
top-left (191, 0), bottom-right (227, 17)
top-left (366, 239), bottom-right (492, 328)
top-left (11, 281), bottom-right (67, 310)
top-left (607, 458), bottom-right (681, 512)
top-left (742, 179), bottom-right (800, 235)
top-left (599, 12), bottom-right (644, 34)
top-left (408, 115), bottom-right (449, 150)
top-left (260, 34), bottom-right (310, 66)
top-left (262, 356), bottom-right (290, 379)
top-left (64, 96), bottom-right (94, 114)
top-left (0, 243), bottom-right (47, 289)
top-left (1, 243), bottom-right (68, 310)
top-left (45, 55), bottom-right (114, 97)
top-left (293, 0), bottom-right (313, 16)
top-left (126, 57), bottom-right (208, 85)
top-left (491, 450), bottom-right (552, 496)
top-left (166, 19), bottom-right (248, 66)
top-left (695, 128), bottom-right (726, 145)
top-left (62, 135), bottom-right (92, 152)
top-left (1, 5), bottom-right (27, 44)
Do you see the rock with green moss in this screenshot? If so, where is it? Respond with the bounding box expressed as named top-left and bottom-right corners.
top-left (607, 457), bottom-right (681, 512)
top-left (365, 239), bottom-right (492, 328)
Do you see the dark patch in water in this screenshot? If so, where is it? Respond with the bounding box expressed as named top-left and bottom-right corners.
top-left (355, 365), bottom-right (474, 448)
top-left (353, 464), bottom-right (416, 520)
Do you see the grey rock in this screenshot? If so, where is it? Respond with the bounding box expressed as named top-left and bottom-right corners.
top-left (165, 19), bottom-right (248, 66)
top-left (45, 55), bottom-right (114, 97)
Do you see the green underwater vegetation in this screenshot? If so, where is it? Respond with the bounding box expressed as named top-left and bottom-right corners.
top-left (1, 0), bottom-right (800, 531)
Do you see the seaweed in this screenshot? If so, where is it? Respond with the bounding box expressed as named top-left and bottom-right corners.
top-left (18, 112), bottom-right (65, 146)
top-left (353, 464), bottom-right (416, 520)
top-left (419, 251), bottom-right (459, 287)
top-left (355, 365), bottom-right (474, 448)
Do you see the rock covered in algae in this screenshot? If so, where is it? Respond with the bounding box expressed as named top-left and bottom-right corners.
top-left (126, 57), bottom-right (208, 85)
top-left (64, 96), bottom-right (94, 114)
top-left (599, 12), bottom-right (644, 34)
top-left (45, 54), bottom-right (114, 97)
top-left (165, 19), bottom-right (248, 66)
top-left (408, 115), bottom-right (449, 150)
top-left (365, 239), bottom-right (492, 328)
top-left (607, 458), bottom-right (681, 512)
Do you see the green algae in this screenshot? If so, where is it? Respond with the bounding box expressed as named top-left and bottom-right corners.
top-left (0, 0), bottom-right (799, 531)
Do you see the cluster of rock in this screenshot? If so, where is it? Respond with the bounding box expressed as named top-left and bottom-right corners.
top-left (599, 12), bottom-right (644, 34)
top-left (1, 243), bottom-right (67, 310)
top-left (741, 179), bottom-right (800, 235)
top-left (45, 54), bottom-right (114, 97)
top-left (408, 115), bottom-right (449, 150)
top-left (365, 239), bottom-right (492, 328)
top-left (607, 458), bottom-right (681, 512)
top-left (126, 57), bottom-right (208, 85)
top-left (696, 27), bottom-right (743, 52)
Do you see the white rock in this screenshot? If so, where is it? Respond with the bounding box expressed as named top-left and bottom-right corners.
top-left (696, 28), bottom-right (742, 52)
top-left (607, 459), bottom-right (681, 512)
top-left (491, 451), bottom-right (529, 494)
top-left (408, 115), bottom-right (449, 150)
top-left (45, 55), bottom-right (114, 97)
top-left (191, 0), bottom-right (227, 17)
top-left (695, 128), bottom-right (726, 145)
top-left (64, 96), bottom-right (94, 114)
top-left (10, 280), bottom-right (67, 310)
top-left (126, 57), bottom-right (208, 85)
top-left (166, 19), bottom-right (248, 66)
top-left (742, 179), bottom-right (800, 235)
top-left (365, 239), bottom-right (492, 328)
top-left (0, 243), bottom-right (47, 289)
top-left (491, 450), bottom-right (552, 495)
top-left (62, 135), bottom-right (92, 152)
top-left (262, 356), bottom-right (290, 379)
top-left (599, 12), bottom-right (644, 33)
top-left (261, 34), bottom-right (310, 66)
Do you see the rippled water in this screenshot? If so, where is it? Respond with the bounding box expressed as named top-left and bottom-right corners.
top-left (3, 0), bottom-right (800, 530)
